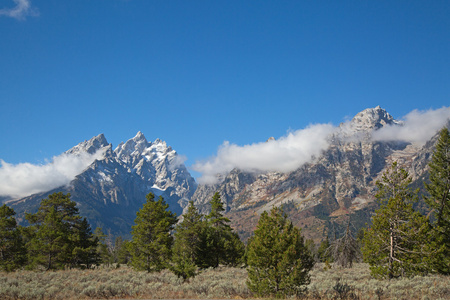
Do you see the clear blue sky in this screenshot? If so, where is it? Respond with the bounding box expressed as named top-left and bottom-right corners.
top-left (1, 0), bottom-right (449, 171)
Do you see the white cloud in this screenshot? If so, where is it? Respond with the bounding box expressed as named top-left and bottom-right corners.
top-left (0, 0), bottom-right (39, 20)
top-left (372, 107), bottom-right (450, 144)
top-left (192, 124), bottom-right (337, 184)
top-left (168, 154), bottom-right (188, 172)
top-left (192, 107), bottom-right (450, 184)
top-left (0, 150), bottom-right (105, 198)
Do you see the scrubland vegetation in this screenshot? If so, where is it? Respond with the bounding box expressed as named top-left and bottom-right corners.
top-left (1, 263), bottom-right (449, 299)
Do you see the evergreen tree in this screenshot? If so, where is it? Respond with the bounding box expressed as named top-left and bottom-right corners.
top-left (94, 227), bottom-right (113, 266)
top-left (424, 127), bottom-right (450, 274)
top-left (200, 192), bottom-right (244, 268)
top-left (362, 162), bottom-right (429, 279)
top-left (71, 218), bottom-right (100, 269)
top-left (328, 221), bottom-right (360, 268)
top-left (317, 237), bottom-right (331, 263)
top-left (129, 193), bottom-right (177, 272)
top-left (110, 236), bottom-right (129, 265)
top-left (0, 204), bottom-right (26, 271)
top-left (171, 201), bottom-right (205, 280)
top-left (26, 192), bottom-right (97, 270)
top-left (112, 237), bottom-right (131, 265)
top-left (246, 207), bottom-right (314, 297)
top-left (27, 206), bottom-right (71, 270)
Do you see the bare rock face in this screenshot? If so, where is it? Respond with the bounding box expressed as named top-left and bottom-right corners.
top-left (192, 107), bottom-right (438, 241)
top-left (9, 132), bottom-right (197, 238)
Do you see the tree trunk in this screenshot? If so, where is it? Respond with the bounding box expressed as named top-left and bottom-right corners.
top-left (389, 225), bottom-right (394, 279)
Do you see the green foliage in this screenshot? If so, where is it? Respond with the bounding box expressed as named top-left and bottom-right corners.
top-left (129, 192), bottom-right (177, 272)
top-left (199, 192), bottom-right (245, 268)
top-left (424, 127), bottom-right (450, 274)
top-left (71, 218), bottom-right (100, 268)
top-left (317, 236), bottom-right (332, 263)
top-left (93, 227), bottom-right (113, 266)
top-left (362, 163), bottom-right (430, 279)
top-left (246, 207), bottom-right (315, 297)
top-left (0, 204), bottom-right (26, 271)
top-left (171, 201), bottom-right (205, 280)
top-left (25, 192), bottom-right (98, 270)
top-left (113, 236), bottom-right (131, 265)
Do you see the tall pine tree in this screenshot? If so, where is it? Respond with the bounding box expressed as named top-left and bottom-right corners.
top-left (129, 193), bottom-right (177, 272)
top-left (171, 201), bottom-right (205, 280)
top-left (362, 162), bottom-right (429, 279)
top-left (71, 218), bottom-right (100, 269)
top-left (25, 192), bottom-right (97, 270)
top-left (200, 192), bottom-right (244, 268)
top-left (246, 207), bottom-right (314, 297)
top-left (0, 204), bottom-right (26, 271)
top-left (424, 127), bottom-right (450, 274)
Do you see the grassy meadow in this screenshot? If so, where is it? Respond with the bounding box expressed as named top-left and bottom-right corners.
top-left (0, 263), bottom-right (449, 300)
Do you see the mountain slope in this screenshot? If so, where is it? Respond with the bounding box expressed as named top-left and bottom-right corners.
top-left (191, 106), bottom-right (439, 241)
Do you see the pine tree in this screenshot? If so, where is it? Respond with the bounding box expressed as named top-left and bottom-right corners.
top-left (317, 237), bottom-right (331, 263)
top-left (200, 192), bottom-right (244, 268)
top-left (71, 218), bottom-right (100, 269)
top-left (246, 207), bottom-right (314, 297)
top-left (94, 227), bottom-right (113, 266)
top-left (328, 221), bottom-right (360, 268)
top-left (114, 237), bottom-right (131, 265)
top-left (0, 204), bottom-right (26, 271)
top-left (362, 162), bottom-right (429, 279)
top-left (129, 193), bottom-right (177, 272)
top-left (424, 127), bottom-right (450, 274)
top-left (171, 201), bottom-right (205, 280)
top-left (27, 206), bottom-right (71, 270)
top-left (26, 192), bottom-right (97, 270)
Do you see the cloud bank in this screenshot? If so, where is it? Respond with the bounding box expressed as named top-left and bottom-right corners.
top-left (0, 150), bottom-right (104, 199)
top-left (193, 124), bottom-right (336, 184)
top-left (372, 107), bottom-right (450, 144)
top-left (0, 0), bottom-right (38, 20)
top-left (193, 107), bottom-right (450, 184)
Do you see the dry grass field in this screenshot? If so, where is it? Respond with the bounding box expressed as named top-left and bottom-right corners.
top-left (0, 263), bottom-right (449, 299)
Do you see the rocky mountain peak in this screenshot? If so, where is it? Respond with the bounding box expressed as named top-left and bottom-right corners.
top-left (132, 131), bottom-right (147, 143)
top-left (114, 132), bottom-right (150, 161)
top-left (65, 133), bottom-right (109, 155)
top-left (349, 106), bottom-right (399, 131)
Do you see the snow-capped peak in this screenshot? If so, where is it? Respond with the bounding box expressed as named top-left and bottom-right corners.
top-left (114, 132), bottom-right (150, 160)
top-left (350, 106), bottom-right (400, 130)
top-left (65, 133), bottom-right (109, 156)
top-left (133, 131), bottom-right (147, 143)
top-left (339, 106), bottom-right (402, 136)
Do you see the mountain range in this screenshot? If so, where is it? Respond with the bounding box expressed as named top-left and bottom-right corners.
top-left (6, 132), bottom-right (196, 237)
top-left (191, 106), bottom-right (443, 241)
top-left (4, 106), bottom-right (447, 241)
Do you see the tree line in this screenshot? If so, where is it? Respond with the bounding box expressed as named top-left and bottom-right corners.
top-left (1, 127), bottom-right (449, 297)
top-left (0, 191), bottom-right (245, 274)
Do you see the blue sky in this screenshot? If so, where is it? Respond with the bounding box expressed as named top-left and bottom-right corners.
top-left (1, 1), bottom-right (450, 181)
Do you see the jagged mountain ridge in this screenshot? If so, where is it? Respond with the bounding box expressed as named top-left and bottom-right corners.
top-left (191, 106), bottom-right (441, 241)
top-left (9, 132), bottom-right (197, 237)
top-left (6, 107), bottom-right (446, 241)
